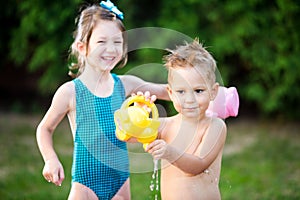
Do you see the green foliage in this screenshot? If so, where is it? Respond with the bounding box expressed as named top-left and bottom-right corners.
top-left (120, 0), bottom-right (300, 119)
top-left (8, 0), bottom-right (83, 94)
top-left (3, 0), bottom-right (300, 118)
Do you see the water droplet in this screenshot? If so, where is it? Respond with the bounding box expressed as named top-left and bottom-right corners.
top-left (149, 159), bottom-right (160, 199)
top-left (150, 182), bottom-right (154, 191)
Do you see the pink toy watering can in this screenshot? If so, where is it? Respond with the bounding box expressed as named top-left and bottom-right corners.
top-left (114, 95), bottom-right (160, 149)
top-left (206, 86), bottom-right (239, 119)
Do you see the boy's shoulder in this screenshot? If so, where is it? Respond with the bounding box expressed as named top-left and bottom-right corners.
top-left (209, 117), bottom-right (227, 136)
top-left (159, 115), bottom-right (177, 125)
top-left (211, 117), bottom-right (226, 126)
top-left (158, 116), bottom-right (178, 137)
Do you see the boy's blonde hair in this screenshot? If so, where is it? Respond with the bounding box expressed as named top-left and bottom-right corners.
top-left (68, 4), bottom-right (128, 77)
top-left (164, 38), bottom-right (217, 85)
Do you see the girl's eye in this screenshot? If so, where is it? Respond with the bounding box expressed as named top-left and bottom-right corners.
top-left (176, 90), bottom-right (184, 94)
top-left (114, 41), bottom-right (122, 44)
top-left (97, 40), bottom-right (106, 44)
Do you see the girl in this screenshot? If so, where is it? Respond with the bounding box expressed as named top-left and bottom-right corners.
top-left (36, 2), bottom-right (168, 200)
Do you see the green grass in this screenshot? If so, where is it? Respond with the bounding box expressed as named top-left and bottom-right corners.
top-left (0, 113), bottom-right (299, 199)
top-left (220, 120), bottom-right (300, 200)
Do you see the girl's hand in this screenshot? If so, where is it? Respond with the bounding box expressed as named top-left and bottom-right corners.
top-left (136, 91), bottom-right (157, 104)
top-left (42, 157), bottom-right (65, 186)
top-left (132, 91), bottom-right (157, 113)
top-left (145, 139), bottom-right (169, 160)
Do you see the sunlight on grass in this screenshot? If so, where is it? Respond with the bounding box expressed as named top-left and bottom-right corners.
top-left (0, 113), bottom-right (299, 200)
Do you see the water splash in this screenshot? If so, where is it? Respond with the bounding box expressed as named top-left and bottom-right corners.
top-left (149, 159), bottom-right (159, 200)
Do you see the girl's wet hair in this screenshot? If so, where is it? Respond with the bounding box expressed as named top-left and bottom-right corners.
top-left (68, 4), bottom-right (128, 78)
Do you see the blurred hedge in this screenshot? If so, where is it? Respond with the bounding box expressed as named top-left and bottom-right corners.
top-left (2, 0), bottom-right (300, 119)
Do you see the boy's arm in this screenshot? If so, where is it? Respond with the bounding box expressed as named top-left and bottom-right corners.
top-left (147, 118), bottom-right (227, 175)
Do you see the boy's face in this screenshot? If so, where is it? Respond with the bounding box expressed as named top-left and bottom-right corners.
top-left (79, 20), bottom-right (124, 71)
top-left (167, 66), bottom-right (218, 119)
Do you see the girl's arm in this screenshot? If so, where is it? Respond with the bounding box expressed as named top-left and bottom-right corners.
top-left (119, 75), bottom-right (169, 101)
top-left (147, 118), bottom-right (227, 175)
top-left (36, 81), bottom-right (74, 186)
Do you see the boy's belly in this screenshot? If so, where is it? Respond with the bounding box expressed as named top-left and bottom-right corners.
top-left (160, 165), bottom-right (221, 200)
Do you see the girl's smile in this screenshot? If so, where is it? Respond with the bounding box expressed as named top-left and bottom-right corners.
top-left (86, 20), bottom-right (123, 71)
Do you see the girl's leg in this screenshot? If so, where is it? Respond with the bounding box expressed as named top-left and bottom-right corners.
top-left (68, 182), bottom-right (98, 200)
top-left (112, 178), bottom-right (131, 200)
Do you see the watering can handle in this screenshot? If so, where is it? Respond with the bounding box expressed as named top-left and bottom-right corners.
top-left (122, 95), bottom-right (159, 119)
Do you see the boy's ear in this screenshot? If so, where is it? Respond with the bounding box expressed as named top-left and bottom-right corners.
top-left (76, 41), bottom-right (86, 55)
top-left (167, 84), bottom-right (173, 100)
top-left (210, 83), bottom-right (219, 101)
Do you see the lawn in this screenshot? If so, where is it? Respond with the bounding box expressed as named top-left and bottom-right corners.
top-left (0, 113), bottom-right (299, 199)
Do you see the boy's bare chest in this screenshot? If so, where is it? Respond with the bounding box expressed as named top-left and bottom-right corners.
top-left (164, 122), bottom-right (208, 154)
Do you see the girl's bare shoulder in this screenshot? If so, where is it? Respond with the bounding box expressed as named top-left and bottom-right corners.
top-left (55, 81), bottom-right (75, 97)
top-left (51, 81), bottom-right (76, 110)
top-left (118, 74), bottom-right (142, 85)
top-left (118, 75), bottom-right (134, 95)
top-left (119, 75), bottom-right (145, 94)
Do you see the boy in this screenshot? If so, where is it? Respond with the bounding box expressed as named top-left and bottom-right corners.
top-left (146, 39), bottom-right (227, 200)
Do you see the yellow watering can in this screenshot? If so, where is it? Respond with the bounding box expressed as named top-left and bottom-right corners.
top-left (114, 95), bottom-right (160, 149)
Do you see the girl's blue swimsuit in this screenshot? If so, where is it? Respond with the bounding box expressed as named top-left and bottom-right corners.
top-left (72, 74), bottom-right (129, 199)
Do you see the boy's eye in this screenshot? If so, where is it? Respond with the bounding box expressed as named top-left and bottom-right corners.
top-left (195, 89), bottom-right (204, 93)
top-left (114, 41), bottom-right (122, 44)
top-left (97, 40), bottom-right (105, 44)
top-left (176, 90), bottom-right (184, 94)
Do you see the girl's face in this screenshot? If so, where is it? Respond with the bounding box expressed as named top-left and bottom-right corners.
top-left (168, 66), bottom-right (218, 119)
top-left (84, 20), bottom-right (124, 72)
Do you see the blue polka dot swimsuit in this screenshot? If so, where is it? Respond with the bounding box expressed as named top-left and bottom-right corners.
top-left (72, 74), bottom-right (129, 199)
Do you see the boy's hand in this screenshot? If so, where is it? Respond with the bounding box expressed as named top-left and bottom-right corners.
top-left (145, 139), bottom-right (168, 160)
top-left (42, 157), bottom-right (65, 186)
